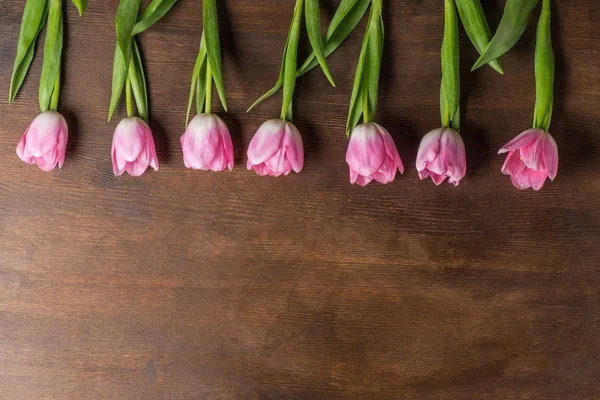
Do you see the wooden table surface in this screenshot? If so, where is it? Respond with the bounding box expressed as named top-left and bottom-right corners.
top-left (1, 1), bottom-right (599, 398)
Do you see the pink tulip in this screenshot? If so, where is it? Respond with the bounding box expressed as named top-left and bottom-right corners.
top-left (416, 127), bottom-right (466, 186)
top-left (111, 117), bottom-right (159, 177)
top-left (247, 119), bottom-right (304, 176)
top-left (345, 122), bottom-right (404, 186)
top-left (499, 129), bottom-right (558, 191)
top-left (180, 114), bottom-right (234, 171)
top-left (16, 111), bottom-right (68, 171)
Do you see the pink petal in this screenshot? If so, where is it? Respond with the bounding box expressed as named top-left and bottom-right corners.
top-left (372, 156), bottom-right (396, 184)
top-left (282, 122), bottom-right (304, 173)
top-left (247, 119), bottom-right (286, 166)
top-left (520, 134), bottom-right (545, 171)
top-left (346, 124), bottom-right (386, 177)
top-left (57, 117), bottom-right (68, 168)
top-left (376, 123), bottom-right (404, 174)
top-left (354, 173), bottom-right (373, 187)
top-left (16, 131), bottom-right (33, 163)
top-left (441, 129), bottom-right (466, 185)
top-left (542, 133), bottom-right (559, 180)
top-left (501, 151), bottom-right (526, 176)
top-left (416, 128), bottom-right (444, 173)
top-left (498, 129), bottom-right (544, 154)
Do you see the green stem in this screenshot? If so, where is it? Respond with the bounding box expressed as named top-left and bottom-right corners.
top-left (205, 62), bottom-right (213, 114)
top-left (362, 81), bottom-right (370, 124)
top-left (49, 68), bottom-right (60, 111)
top-left (125, 74), bottom-right (133, 117)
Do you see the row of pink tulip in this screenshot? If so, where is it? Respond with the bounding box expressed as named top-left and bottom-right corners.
top-left (17, 110), bottom-right (558, 190)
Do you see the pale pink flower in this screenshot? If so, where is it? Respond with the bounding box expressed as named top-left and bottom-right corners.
top-left (111, 117), bottom-right (159, 177)
top-left (180, 114), bottom-right (234, 171)
top-left (16, 111), bottom-right (68, 171)
top-left (247, 119), bottom-right (304, 176)
top-left (499, 128), bottom-right (558, 191)
top-left (416, 127), bottom-right (466, 186)
top-left (345, 122), bottom-right (404, 186)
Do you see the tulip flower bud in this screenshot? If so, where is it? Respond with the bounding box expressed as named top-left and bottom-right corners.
top-left (16, 111), bottom-right (68, 171)
top-left (416, 127), bottom-right (467, 186)
top-left (180, 114), bottom-right (234, 171)
top-left (346, 123), bottom-right (404, 186)
top-left (499, 129), bottom-right (558, 191)
top-left (111, 117), bottom-right (159, 177)
top-left (247, 119), bottom-right (304, 177)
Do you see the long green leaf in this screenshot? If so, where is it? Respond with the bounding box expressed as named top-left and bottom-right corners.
top-left (365, 0), bottom-right (383, 122)
top-left (455, 0), bottom-right (503, 74)
top-left (39, 0), bottom-right (63, 112)
top-left (346, 6), bottom-right (372, 136)
top-left (305, 0), bottom-right (335, 86)
top-left (129, 39), bottom-right (148, 121)
top-left (533, 0), bottom-right (553, 131)
top-left (115, 0), bottom-right (141, 69)
top-left (187, 35), bottom-right (207, 125)
top-left (472, 0), bottom-right (539, 71)
top-left (70, 0), bottom-right (88, 16)
top-left (132, 0), bottom-right (178, 35)
top-left (139, 0), bottom-right (163, 21)
top-left (441, 0), bottom-right (460, 120)
top-left (9, 0), bottom-right (48, 103)
top-left (298, 0), bottom-right (370, 77)
top-left (281, 0), bottom-right (304, 120)
top-left (108, 44), bottom-right (128, 121)
top-left (203, 0), bottom-right (227, 111)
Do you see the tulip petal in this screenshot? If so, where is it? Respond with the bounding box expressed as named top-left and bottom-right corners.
top-left (247, 119), bottom-right (285, 165)
top-left (346, 124), bottom-right (386, 177)
top-left (354, 173), bottom-right (373, 187)
top-left (542, 133), bottom-right (559, 180)
top-left (372, 156), bottom-right (396, 184)
top-left (282, 122), bottom-right (304, 173)
top-left (57, 118), bottom-right (68, 168)
top-left (416, 128), bottom-right (443, 172)
top-left (520, 134), bottom-right (545, 171)
top-left (16, 132), bottom-right (33, 163)
top-left (498, 129), bottom-right (543, 154)
top-left (441, 129), bottom-right (466, 185)
top-left (377, 124), bottom-right (404, 174)
top-left (501, 151), bottom-right (526, 176)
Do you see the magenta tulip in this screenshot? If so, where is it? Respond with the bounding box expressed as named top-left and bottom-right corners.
top-left (345, 123), bottom-right (404, 186)
top-left (416, 127), bottom-right (466, 186)
top-left (16, 111), bottom-right (68, 171)
top-left (111, 117), bottom-right (159, 177)
top-left (499, 129), bottom-right (558, 191)
top-left (180, 114), bottom-right (234, 171)
top-left (247, 119), bottom-right (304, 177)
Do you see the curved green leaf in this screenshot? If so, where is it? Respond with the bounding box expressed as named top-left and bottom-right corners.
top-left (305, 0), bottom-right (335, 86)
top-left (455, 0), bottom-right (503, 74)
top-left (115, 0), bottom-right (141, 69)
top-left (71, 0), bottom-right (88, 16)
top-left (203, 0), bottom-right (227, 111)
top-left (187, 35), bottom-right (207, 125)
top-left (9, 0), bottom-right (48, 103)
top-left (298, 0), bottom-right (370, 77)
top-left (281, 0), bottom-right (304, 120)
top-left (132, 0), bottom-right (178, 35)
top-left (472, 0), bottom-right (539, 71)
top-left (129, 39), bottom-right (148, 121)
top-left (108, 44), bottom-right (128, 121)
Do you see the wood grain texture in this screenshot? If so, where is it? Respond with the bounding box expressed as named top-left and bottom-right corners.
top-left (1, 1), bottom-right (599, 398)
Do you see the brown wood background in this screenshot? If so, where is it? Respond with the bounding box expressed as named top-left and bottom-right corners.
top-left (1, 1), bottom-right (599, 398)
